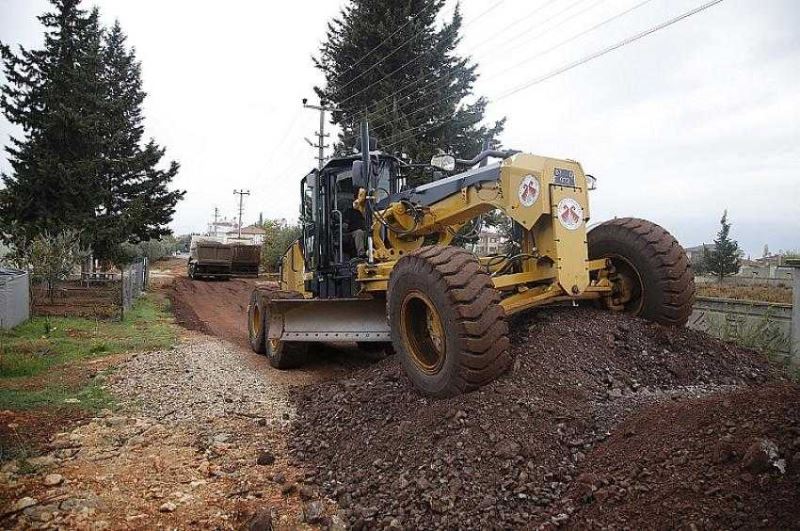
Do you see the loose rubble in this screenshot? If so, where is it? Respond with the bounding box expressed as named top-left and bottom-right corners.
top-left (289, 307), bottom-right (795, 529)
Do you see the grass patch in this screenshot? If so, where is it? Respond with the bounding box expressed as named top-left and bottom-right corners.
top-left (0, 376), bottom-right (115, 411)
top-left (0, 294), bottom-right (176, 378)
top-left (697, 283), bottom-right (792, 304)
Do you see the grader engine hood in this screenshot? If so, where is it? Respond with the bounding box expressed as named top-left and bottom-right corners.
top-left (502, 154), bottom-right (592, 296)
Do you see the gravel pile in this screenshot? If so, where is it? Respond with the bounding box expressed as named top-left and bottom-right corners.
top-left (289, 307), bottom-right (785, 529)
top-left (549, 382), bottom-right (800, 529)
top-left (113, 337), bottom-right (293, 424)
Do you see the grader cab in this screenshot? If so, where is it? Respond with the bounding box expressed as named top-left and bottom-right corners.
top-left (248, 123), bottom-right (694, 397)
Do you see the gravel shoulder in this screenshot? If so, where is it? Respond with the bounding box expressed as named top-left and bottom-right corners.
top-left (2, 334), bottom-right (326, 530)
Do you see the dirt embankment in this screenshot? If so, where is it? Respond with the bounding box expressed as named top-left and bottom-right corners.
top-left (168, 277), bottom-right (259, 349)
top-left (289, 307), bottom-right (798, 530)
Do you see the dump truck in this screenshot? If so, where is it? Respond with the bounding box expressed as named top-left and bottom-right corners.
top-left (247, 121), bottom-right (694, 397)
top-left (230, 243), bottom-right (261, 277)
top-left (188, 238), bottom-right (232, 280)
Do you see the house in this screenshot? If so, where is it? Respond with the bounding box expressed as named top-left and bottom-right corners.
top-left (684, 244), bottom-right (714, 265)
top-left (472, 228), bottom-right (505, 256)
top-left (226, 225), bottom-right (266, 246)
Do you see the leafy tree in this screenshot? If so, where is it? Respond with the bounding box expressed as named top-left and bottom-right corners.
top-left (703, 211), bottom-right (742, 281)
top-left (0, 1), bottom-right (183, 263)
top-left (315, 0), bottom-right (504, 180)
top-left (22, 229), bottom-right (88, 301)
top-left (260, 219), bottom-right (302, 272)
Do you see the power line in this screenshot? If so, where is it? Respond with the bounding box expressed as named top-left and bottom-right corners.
top-left (382, 0), bottom-right (727, 151)
top-left (326, 1), bottom-right (441, 88)
top-left (364, 0), bottom-right (604, 133)
top-left (481, 0), bottom-right (656, 82)
top-left (494, 0), bottom-right (727, 101)
top-left (335, 0), bottom-right (508, 111)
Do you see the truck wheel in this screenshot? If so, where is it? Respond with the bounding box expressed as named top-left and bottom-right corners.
top-left (388, 246), bottom-right (511, 397)
top-left (248, 290), bottom-right (308, 368)
top-left (188, 263), bottom-right (195, 280)
top-left (588, 217), bottom-right (695, 326)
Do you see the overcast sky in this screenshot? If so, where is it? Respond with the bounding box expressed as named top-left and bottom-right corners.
top-left (1, 0), bottom-right (798, 256)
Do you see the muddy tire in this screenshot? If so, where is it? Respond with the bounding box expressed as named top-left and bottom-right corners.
top-left (588, 217), bottom-right (694, 326)
top-left (188, 262), bottom-right (196, 280)
top-left (387, 245), bottom-right (511, 397)
top-left (248, 290), bottom-right (308, 368)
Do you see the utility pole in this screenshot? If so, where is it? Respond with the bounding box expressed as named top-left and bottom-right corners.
top-left (303, 98), bottom-right (337, 170)
top-left (233, 189), bottom-right (250, 239)
top-left (213, 207), bottom-right (219, 233)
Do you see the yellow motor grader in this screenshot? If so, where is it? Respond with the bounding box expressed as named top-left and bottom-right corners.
top-left (248, 122), bottom-right (694, 396)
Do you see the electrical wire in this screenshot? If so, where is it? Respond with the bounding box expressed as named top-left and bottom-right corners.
top-left (494, 0), bottom-right (727, 101)
top-left (382, 0), bottom-right (727, 151)
top-left (333, 0), bottom-right (509, 113)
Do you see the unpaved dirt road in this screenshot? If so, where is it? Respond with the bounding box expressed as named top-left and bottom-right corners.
top-left (168, 270), bottom-right (376, 380)
top-left (1, 263), bottom-right (354, 530)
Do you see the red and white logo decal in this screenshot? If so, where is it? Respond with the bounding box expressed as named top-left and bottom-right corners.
top-left (556, 198), bottom-right (584, 230)
top-left (518, 175), bottom-right (540, 207)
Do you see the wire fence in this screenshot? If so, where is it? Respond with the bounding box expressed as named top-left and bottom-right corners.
top-left (120, 257), bottom-right (149, 318)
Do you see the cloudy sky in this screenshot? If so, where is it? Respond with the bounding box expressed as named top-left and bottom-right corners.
top-left (1, 0), bottom-right (798, 256)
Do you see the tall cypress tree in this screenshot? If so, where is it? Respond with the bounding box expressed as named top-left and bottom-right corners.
top-left (0, 0), bottom-right (105, 244)
top-left (92, 21), bottom-right (184, 262)
top-left (703, 210), bottom-right (742, 281)
top-left (1, 1), bottom-right (183, 263)
top-left (315, 0), bottom-right (504, 170)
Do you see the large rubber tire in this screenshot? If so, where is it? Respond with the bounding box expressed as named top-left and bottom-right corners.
top-left (247, 290), bottom-right (308, 368)
top-left (387, 245), bottom-right (511, 397)
top-left (588, 217), bottom-right (694, 326)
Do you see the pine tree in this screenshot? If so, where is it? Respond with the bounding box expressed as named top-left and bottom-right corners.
top-left (1, 2), bottom-right (183, 263)
top-left (92, 21), bottom-right (184, 262)
top-left (315, 0), bottom-right (504, 176)
top-left (0, 0), bottom-right (106, 243)
top-left (703, 210), bottom-right (742, 281)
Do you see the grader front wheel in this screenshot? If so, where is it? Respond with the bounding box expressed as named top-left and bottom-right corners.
top-left (247, 290), bottom-right (308, 369)
top-left (387, 246), bottom-right (511, 397)
top-left (588, 218), bottom-right (695, 326)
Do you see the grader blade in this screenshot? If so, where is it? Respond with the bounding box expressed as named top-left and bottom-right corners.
top-left (267, 297), bottom-right (390, 343)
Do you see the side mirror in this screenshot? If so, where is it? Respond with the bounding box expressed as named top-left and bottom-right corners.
top-left (430, 154), bottom-right (455, 172)
top-left (352, 160), bottom-right (367, 189)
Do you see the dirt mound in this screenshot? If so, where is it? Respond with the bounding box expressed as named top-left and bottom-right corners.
top-left (168, 277), bottom-right (264, 348)
top-left (288, 307), bottom-right (788, 529)
top-left (548, 383), bottom-right (800, 529)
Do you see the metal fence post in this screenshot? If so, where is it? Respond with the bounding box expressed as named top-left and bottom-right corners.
top-left (788, 258), bottom-right (800, 366)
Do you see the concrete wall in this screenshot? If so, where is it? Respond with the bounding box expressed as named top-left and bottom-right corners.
top-left (688, 293), bottom-right (797, 366)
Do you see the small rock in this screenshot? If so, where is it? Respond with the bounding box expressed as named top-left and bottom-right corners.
top-left (302, 501), bottom-right (324, 523)
top-left (257, 451), bottom-right (275, 466)
top-left (280, 483), bottom-right (296, 495)
top-left (14, 497), bottom-right (37, 511)
top-left (245, 508), bottom-right (273, 531)
top-left (299, 485), bottom-right (316, 500)
top-left (159, 501), bottom-right (177, 513)
top-left (272, 472), bottom-right (286, 484)
top-left (43, 473), bottom-right (64, 486)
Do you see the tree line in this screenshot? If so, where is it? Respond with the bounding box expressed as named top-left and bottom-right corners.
top-left (0, 0), bottom-right (183, 267)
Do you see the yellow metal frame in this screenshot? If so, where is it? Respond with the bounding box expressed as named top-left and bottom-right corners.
top-left (281, 152), bottom-right (615, 314)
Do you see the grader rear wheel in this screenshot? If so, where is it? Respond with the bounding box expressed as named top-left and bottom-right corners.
top-left (248, 290), bottom-right (308, 368)
top-left (588, 217), bottom-right (695, 326)
top-left (388, 245), bottom-right (511, 397)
